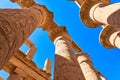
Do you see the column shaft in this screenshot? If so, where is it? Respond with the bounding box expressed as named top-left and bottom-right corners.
top-left (0, 7), bottom-right (42, 69)
top-left (77, 54), bottom-right (100, 80)
top-left (54, 36), bottom-right (85, 80)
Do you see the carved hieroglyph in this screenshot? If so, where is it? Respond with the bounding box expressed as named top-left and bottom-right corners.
top-left (0, 0), bottom-right (107, 80)
top-left (49, 27), bottom-right (86, 80)
top-left (0, 7), bottom-right (42, 69)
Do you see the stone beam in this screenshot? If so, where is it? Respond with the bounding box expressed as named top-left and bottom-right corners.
top-left (72, 41), bottom-right (83, 52)
top-left (3, 50), bottom-right (51, 80)
top-left (98, 72), bottom-right (106, 80)
top-left (7, 73), bottom-right (23, 80)
top-left (10, 0), bottom-right (36, 8)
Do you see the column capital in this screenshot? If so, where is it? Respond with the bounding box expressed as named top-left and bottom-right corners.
top-left (53, 27), bottom-right (86, 80)
top-left (49, 27), bottom-right (71, 41)
top-left (99, 25), bottom-right (120, 48)
top-left (7, 73), bottom-right (23, 80)
top-left (80, 0), bottom-right (110, 28)
top-left (10, 0), bottom-right (55, 32)
top-left (10, 0), bottom-right (36, 8)
top-left (32, 5), bottom-right (54, 31)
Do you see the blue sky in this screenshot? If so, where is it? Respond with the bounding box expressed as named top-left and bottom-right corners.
top-left (0, 0), bottom-right (120, 80)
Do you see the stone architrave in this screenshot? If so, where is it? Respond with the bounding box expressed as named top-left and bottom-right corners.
top-left (89, 2), bottom-right (120, 49)
top-left (7, 73), bottom-right (23, 80)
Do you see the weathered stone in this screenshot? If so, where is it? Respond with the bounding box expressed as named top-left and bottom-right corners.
top-left (44, 59), bottom-right (52, 74)
top-left (0, 7), bottom-right (42, 69)
top-left (77, 54), bottom-right (101, 80)
top-left (7, 73), bottom-right (23, 80)
top-left (10, 0), bottom-right (36, 8)
top-left (49, 27), bottom-right (85, 80)
top-left (3, 50), bottom-right (51, 80)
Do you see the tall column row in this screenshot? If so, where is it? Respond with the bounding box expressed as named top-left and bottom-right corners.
top-left (49, 26), bottom-right (105, 80)
top-left (9, 1), bottom-right (93, 80)
top-left (7, 73), bottom-right (23, 80)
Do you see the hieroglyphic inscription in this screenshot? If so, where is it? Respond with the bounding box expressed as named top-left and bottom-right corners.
top-left (0, 7), bottom-right (42, 69)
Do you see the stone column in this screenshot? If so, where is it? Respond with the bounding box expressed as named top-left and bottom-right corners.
top-left (43, 58), bottom-right (52, 74)
top-left (7, 73), bottom-right (23, 80)
top-left (49, 27), bottom-right (85, 80)
top-left (77, 53), bottom-right (101, 80)
top-left (0, 6), bottom-right (43, 69)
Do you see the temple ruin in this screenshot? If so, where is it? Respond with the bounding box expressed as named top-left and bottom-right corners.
top-left (0, 0), bottom-right (119, 80)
